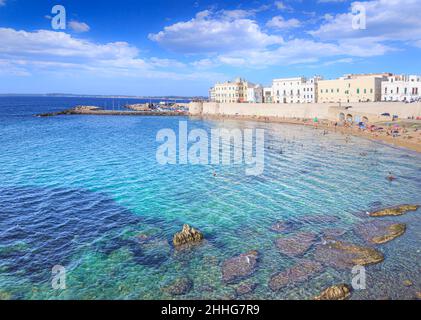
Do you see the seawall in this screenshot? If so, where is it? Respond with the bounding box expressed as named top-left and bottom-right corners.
top-left (189, 102), bottom-right (421, 122)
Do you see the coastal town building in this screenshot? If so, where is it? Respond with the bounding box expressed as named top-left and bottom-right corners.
top-left (263, 87), bottom-right (273, 103)
top-left (318, 73), bottom-right (391, 104)
top-left (246, 85), bottom-right (264, 103)
top-left (271, 76), bottom-right (321, 104)
top-left (209, 78), bottom-right (256, 103)
top-left (381, 75), bottom-right (421, 102)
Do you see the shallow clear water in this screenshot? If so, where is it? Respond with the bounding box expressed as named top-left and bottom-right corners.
top-left (0, 97), bottom-right (420, 300)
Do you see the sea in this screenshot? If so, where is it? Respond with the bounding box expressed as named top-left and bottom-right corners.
top-left (0, 96), bottom-right (420, 300)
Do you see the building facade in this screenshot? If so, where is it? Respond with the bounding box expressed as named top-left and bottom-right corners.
top-left (318, 73), bottom-right (391, 104)
top-left (271, 77), bottom-right (321, 104)
top-left (381, 75), bottom-right (421, 102)
top-left (246, 85), bottom-right (264, 103)
top-left (263, 87), bottom-right (273, 103)
top-left (209, 78), bottom-right (254, 103)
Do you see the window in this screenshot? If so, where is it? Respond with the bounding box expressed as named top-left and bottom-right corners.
top-left (357, 89), bottom-right (360, 94)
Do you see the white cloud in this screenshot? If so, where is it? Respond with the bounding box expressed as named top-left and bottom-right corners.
top-left (0, 28), bottom-right (139, 60)
top-left (274, 1), bottom-right (293, 12)
top-left (0, 0), bottom-right (6, 7)
top-left (148, 10), bottom-right (283, 54)
top-left (318, 0), bottom-right (348, 3)
top-left (266, 16), bottom-right (301, 29)
top-left (68, 20), bottom-right (90, 33)
top-left (311, 0), bottom-right (421, 45)
top-left (148, 5), bottom-right (395, 69)
top-left (213, 36), bottom-right (391, 68)
top-left (0, 28), bottom-right (223, 81)
top-left (190, 58), bottom-right (218, 69)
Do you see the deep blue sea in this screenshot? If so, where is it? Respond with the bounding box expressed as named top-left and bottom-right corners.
top-left (0, 96), bottom-right (420, 300)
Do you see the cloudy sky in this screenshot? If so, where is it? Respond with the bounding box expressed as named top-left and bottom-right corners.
top-left (0, 0), bottom-right (420, 96)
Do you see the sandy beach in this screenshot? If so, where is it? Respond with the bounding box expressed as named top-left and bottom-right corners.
top-left (200, 114), bottom-right (421, 153)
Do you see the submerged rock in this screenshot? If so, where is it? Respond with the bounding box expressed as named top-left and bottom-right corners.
top-left (275, 232), bottom-right (317, 257)
top-left (0, 291), bottom-right (12, 300)
top-left (314, 241), bottom-right (384, 269)
top-left (323, 228), bottom-right (347, 240)
top-left (403, 280), bottom-right (413, 287)
top-left (369, 205), bottom-right (419, 217)
top-left (314, 284), bottom-right (352, 300)
top-left (269, 259), bottom-right (323, 292)
top-left (300, 215), bottom-right (340, 225)
top-left (356, 221), bottom-right (406, 244)
top-left (372, 224), bottom-right (406, 244)
top-left (235, 282), bottom-right (258, 296)
top-left (173, 224), bottom-right (204, 247)
top-left (162, 277), bottom-right (193, 296)
top-left (269, 221), bottom-right (293, 233)
top-left (222, 251), bottom-right (259, 284)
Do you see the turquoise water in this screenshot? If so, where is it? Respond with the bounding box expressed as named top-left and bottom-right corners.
top-left (0, 97), bottom-right (420, 300)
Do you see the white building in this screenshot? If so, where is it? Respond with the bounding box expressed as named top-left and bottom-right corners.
top-left (382, 75), bottom-right (421, 102)
top-left (272, 76), bottom-right (321, 104)
top-left (209, 78), bottom-right (255, 103)
top-left (246, 85), bottom-right (263, 103)
top-left (263, 87), bottom-right (273, 103)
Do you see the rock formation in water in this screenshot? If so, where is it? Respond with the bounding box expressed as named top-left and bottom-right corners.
top-left (0, 291), bottom-right (12, 300)
top-left (314, 241), bottom-right (384, 269)
top-left (269, 221), bottom-right (293, 233)
top-left (356, 221), bottom-right (406, 244)
top-left (161, 277), bottom-right (193, 296)
top-left (314, 284), bottom-right (352, 300)
top-left (235, 282), bottom-right (258, 296)
top-left (269, 259), bottom-right (323, 292)
top-left (275, 232), bottom-right (317, 257)
top-left (403, 280), bottom-right (413, 287)
top-left (372, 223), bottom-right (406, 244)
top-left (369, 204), bottom-right (419, 217)
top-left (221, 251), bottom-right (259, 284)
top-left (173, 224), bottom-right (204, 247)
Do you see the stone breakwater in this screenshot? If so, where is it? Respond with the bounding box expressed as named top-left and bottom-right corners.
top-left (36, 105), bottom-right (188, 117)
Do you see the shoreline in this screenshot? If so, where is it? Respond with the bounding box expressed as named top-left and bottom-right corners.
top-left (36, 107), bottom-right (421, 154)
top-left (199, 113), bottom-right (421, 154)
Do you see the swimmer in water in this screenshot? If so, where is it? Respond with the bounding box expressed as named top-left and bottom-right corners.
top-left (387, 172), bottom-right (396, 181)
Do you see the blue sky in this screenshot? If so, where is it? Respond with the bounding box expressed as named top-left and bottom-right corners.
top-left (0, 0), bottom-right (420, 96)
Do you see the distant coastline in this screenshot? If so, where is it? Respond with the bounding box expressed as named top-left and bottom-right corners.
top-left (0, 93), bottom-right (205, 101)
